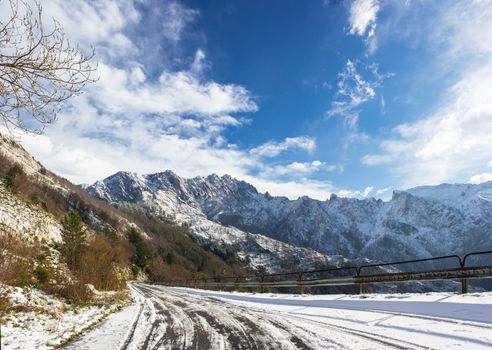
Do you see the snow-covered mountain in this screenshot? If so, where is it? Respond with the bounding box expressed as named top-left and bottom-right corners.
top-left (86, 170), bottom-right (492, 264)
top-left (85, 171), bottom-right (349, 272)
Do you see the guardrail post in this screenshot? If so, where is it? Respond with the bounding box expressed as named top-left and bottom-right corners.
top-left (357, 282), bottom-right (363, 295)
top-left (297, 273), bottom-right (304, 294)
top-left (356, 267), bottom-right (363, 295)
top-left (461, 277), bottom-right (468, 294)
top-left (260, 274), bottom-right (265, 293)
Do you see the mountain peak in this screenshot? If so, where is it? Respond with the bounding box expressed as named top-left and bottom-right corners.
top-left (107, 170), bottom-right (140, 180)
top-left (86, 169), bottom-right (492, 261)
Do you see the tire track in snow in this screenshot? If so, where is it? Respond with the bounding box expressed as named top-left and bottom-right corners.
top-left (137, 285), bottom-right (286, 349)
top-left (195, 293), bottom-right (431, 350)
top-left (63, 284), bottom-right (492, 349)
top-left (120, 284), bottom-right (146, 350)
top-left (276, 313), bottom-right (432, 350)
top-left (130, 284), bottom-right (411, 350)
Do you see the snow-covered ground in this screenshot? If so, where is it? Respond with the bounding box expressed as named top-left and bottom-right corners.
top-left (62, 283), bottom-right (492, 350)
top-left (0, 285), bottom-right (127, 350)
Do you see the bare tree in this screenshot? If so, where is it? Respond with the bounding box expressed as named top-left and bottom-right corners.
top-left (0, 0), bottom-right (96, 133)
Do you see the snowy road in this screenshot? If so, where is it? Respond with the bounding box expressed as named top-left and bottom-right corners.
top-left (65, 283), bottom-right (492, 350)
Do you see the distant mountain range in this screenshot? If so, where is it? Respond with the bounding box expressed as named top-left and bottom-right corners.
top-left (86, 170), bottom-right (492, 265)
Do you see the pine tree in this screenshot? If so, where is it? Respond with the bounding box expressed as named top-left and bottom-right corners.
top-left (127, 228), bottom-right (151, 269)
top-left (61, 209), bottom-right (87, 270)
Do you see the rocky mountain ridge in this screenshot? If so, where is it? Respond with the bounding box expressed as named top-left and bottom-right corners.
top-left (87, 171), bottom-right (352, 272)
top-left (87, 170), bottom-right (492, 263)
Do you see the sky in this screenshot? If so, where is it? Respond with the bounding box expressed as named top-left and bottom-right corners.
top-left (10, 0), bottom-right (492, 200)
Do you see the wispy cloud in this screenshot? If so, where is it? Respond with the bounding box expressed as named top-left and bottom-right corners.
top-left (361, 154), bottom-right (392, 166)
top-left (327, 60), bottom-right (392, 129)
top-left (159, 1), bottom-right (199, 44)
top-left (250, 137), bottom-right (316, 158)
top-left (263, 161), bottom-right (343, 178)
top-left (41, 0), bottom-right (140, 58)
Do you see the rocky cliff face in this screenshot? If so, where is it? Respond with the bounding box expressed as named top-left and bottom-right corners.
top-left (0, 184), bottom-right (62, 243)
top-left (87, 170), bottom-right (492, 263)
top-left (0, 136), bottom-right (62, 243)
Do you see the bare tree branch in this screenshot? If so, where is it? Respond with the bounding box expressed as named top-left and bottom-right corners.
top-left (0, 0), bottom-right (97, 133)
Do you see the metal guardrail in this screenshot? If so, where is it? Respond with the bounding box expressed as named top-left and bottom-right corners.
top-left (157, 250), bottom-right (492, 294)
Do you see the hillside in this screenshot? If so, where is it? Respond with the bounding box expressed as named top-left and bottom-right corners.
top-left (0, 134), bottom-right (258, 294)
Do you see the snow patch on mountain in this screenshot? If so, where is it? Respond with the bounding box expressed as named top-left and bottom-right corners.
top-left (87, 171), bottom-right (340, 272)
top-left (87, 171), bottom-right (492, 268)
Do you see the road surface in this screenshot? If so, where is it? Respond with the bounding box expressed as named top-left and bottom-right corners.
top-left (64, 283), bottom-right (492, 350)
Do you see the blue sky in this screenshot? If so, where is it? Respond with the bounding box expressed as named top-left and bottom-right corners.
top-left (16, 0), bottom-right (492, 200)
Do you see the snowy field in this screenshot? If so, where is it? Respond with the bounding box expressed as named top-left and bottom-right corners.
top-left (61, 283), bottom-right (492, 350)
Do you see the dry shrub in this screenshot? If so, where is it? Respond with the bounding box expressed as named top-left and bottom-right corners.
top-left (0, 231), bottom-right (36, 286)
top-left (147, 257), bottom-right (192, 282)
top-left (45, 277), bottom-right (93, 305)
top-left (77, 235), bottom-right (129, 291)
top-left (0, 229), bottom-right (91, 304)
top-left (0, 293), bottom-right (10, 318)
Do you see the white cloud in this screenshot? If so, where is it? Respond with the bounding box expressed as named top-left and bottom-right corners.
top-left (191, 49), bottom-right (207, 74)
top-left (362, 1), bottom-right (492, 188)
top-left (429, 1), bottom-right (492, 67)
top-left (376, 187), bottom-right (390, 195)
top-left (11, 1), bottom-right (254, 182)
top-left (468, 173), bottom-right (492, 184)
top-left (12, 0), bottom-right (374, 200)
top-left (244, 176), bottom-right (336, 201)
top-left (348, 0), bottom-right (379, 37)
top-left (336, 60), bottom-right (375, 104)
top-left (91, 63), bottom-right (257, 118)
top-left (365, 65), bottom-right (492, 187)
top-left (42, 0), bottom-right (139, 57)
top-left (337, 186), bottom-right (374, 198)
top-left (348, 0), bottom-right (380, 51)
top-left (281, 161), bottom-right (324, 173)
top-left (250, 137), bottom-right (316, 158)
